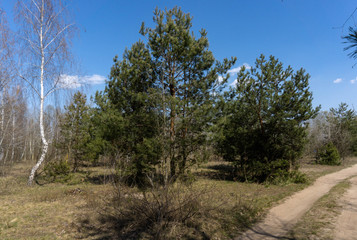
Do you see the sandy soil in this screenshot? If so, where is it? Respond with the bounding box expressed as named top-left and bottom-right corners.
top-left (334, 176), bottom-right (357, 240)
top-left (237, 164), bottom-right (357, 240)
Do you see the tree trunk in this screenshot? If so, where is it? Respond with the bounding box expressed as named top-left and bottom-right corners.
top-left (28, 9), bottom-right (48, 185)
top-left (169, 83), bottom-right (176, 178)
top-left (10, 107), bottom-right (15, 163)
top-left (28, 96), bottom-right (48, 185)
top-left (0, 88), bottom-right (4, 164)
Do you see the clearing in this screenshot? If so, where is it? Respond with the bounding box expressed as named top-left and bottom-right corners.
top-left (0, 158), bottom-right (356, 239)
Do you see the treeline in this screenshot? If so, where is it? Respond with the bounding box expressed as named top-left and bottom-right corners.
top-left (48, 7), bottom-right (323, 185)
top-left (307, 103), bottom-right (357, 165)
top-left (0, 6), bottom-right (35, 175)
top-left (0, 86), bottom-right (64, 176)
top-left (1, 5), bottom-right (356, 185)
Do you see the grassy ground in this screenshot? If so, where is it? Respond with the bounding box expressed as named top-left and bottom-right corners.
top-left (0, 163), bottom-right (114, 240)
top-left (299, 157), bottom-right (357, 181)
top-left (0, 157), bottom-right (356, 239)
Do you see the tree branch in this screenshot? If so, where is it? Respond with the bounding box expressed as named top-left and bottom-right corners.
top-left (334, 7), bottom-right (357, 31)
top-left (19, 75), bottom-right (40, 97)
top-left (21, 1), bottom-right (40, 24)
top-left (31, 0), bottom-right (41, 13)
top-left (44, 23), bottom-right (74, 50)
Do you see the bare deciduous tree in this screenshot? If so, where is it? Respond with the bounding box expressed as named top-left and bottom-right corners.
top-left (0, 7), bottom-right (14, 89)
top-left (15, 0), bottom-right (75, 185)
top-left (0, 6), bottom-right (20, 175)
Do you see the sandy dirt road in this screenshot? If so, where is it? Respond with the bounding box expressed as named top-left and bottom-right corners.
top-left (334, 176), bottom-right (357, 240)
top-left (237, 164), bottom-right (357, 240)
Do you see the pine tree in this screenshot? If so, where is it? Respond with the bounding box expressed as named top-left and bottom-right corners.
top-left (96, 41), bottom-right (162, 185)
top-left (343, 27), bottom-right (357, 60)
top-left (327, 103), bottom-right (356, 159)
top-left (316, 142), bottom-right (341, 165)
top-left (140, 7), bottom-right (235, 179)
top-left (60, 91), bottom-right (90, 172)
top-left (95, 7), bottom-right (234, 184)
top-left (217, 54), bottom-right (320, 182)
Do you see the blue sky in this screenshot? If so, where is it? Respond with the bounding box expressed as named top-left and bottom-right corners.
top-left (2, 0), bottom-right (357, 110)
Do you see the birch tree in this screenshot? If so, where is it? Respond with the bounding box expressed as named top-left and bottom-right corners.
top-left (15, 0), bottom-right (75, 185)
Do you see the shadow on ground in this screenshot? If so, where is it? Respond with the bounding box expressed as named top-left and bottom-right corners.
top-left (85, 174), bottom-right (117, 185)
top-left (194, 163), bottom-right (235, 181)
top-left (77, 211), bottom-right (210, 240)
top-left (237, 217), bottom-right (298, 240)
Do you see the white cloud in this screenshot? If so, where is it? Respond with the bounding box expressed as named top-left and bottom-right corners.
top-left (82, 74), bottom-right (106, 85)
top-left (59, 74), bottom-right (106, 89)
top-left (227, 63), bottom-right (251, 75)
top-left (333, 78), bottom-right (342, 84)
top-left (351, 78), bottom-right (356, 84)
top-left (217, 75), bottom-right (223, 83)
top-left (228, 63), bottom-right (251, 87)
top-left (230, 79), bottom-right (237, 86)
top-left (59, 74), bottom-right (81, 89)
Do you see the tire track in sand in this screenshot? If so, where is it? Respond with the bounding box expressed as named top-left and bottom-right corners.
top-left (237, 164), bottom-right (357, 240)
top-left (334, 176), bottom-right (357, 240)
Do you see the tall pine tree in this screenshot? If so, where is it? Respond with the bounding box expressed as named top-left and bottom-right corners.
top-left (140, 7), bottom-right (235, 179)
top-left (217, 55), bottom-right (319, 182)
top-left (95, 7), bottom-right (235, 184)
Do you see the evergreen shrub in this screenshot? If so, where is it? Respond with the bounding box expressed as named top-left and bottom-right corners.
top-left (316, 142), bottom-right (341, 165)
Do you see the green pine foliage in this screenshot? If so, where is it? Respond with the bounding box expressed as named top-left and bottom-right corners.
top-left (90, 92), bottom-right (124, 158)
top-left (59, 91), bottom-right (90, 172)
top-left (140, 7), bottom-right (235, 179)
top-left (75, 8), bottom-right (322, 185)
top-left (95, 41), bottom-right (162, 185)
top-left (343, 27), bottom-right (357, 60)
top-left (351, 119), bottom-right (357, 156)
top-left (94, 7), bottom-right (235, 184)
top-left (316, 142), bottom-right (341, 165)
top-left (216, 55), bottom-right (320, 182)
top-left (43, 160), bottom-right (71, 182)
top-left (327, 103), bottom-right (356, 159)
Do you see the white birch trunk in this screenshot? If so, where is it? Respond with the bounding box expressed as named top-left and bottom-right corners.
top-left (28, 95), bottom-right (48, 184)
top-left (16, 0), bottom-right (74, 185)
top-left (28, 3), bottom-right (48, 185)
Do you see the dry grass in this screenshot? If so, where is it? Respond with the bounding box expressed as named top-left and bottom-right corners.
top-left (0, 157), bottom-right (356, 239)
top-left (299, 156), bottom-right (357, 181)
top-left (0, 162), bottom-right (113, 240)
